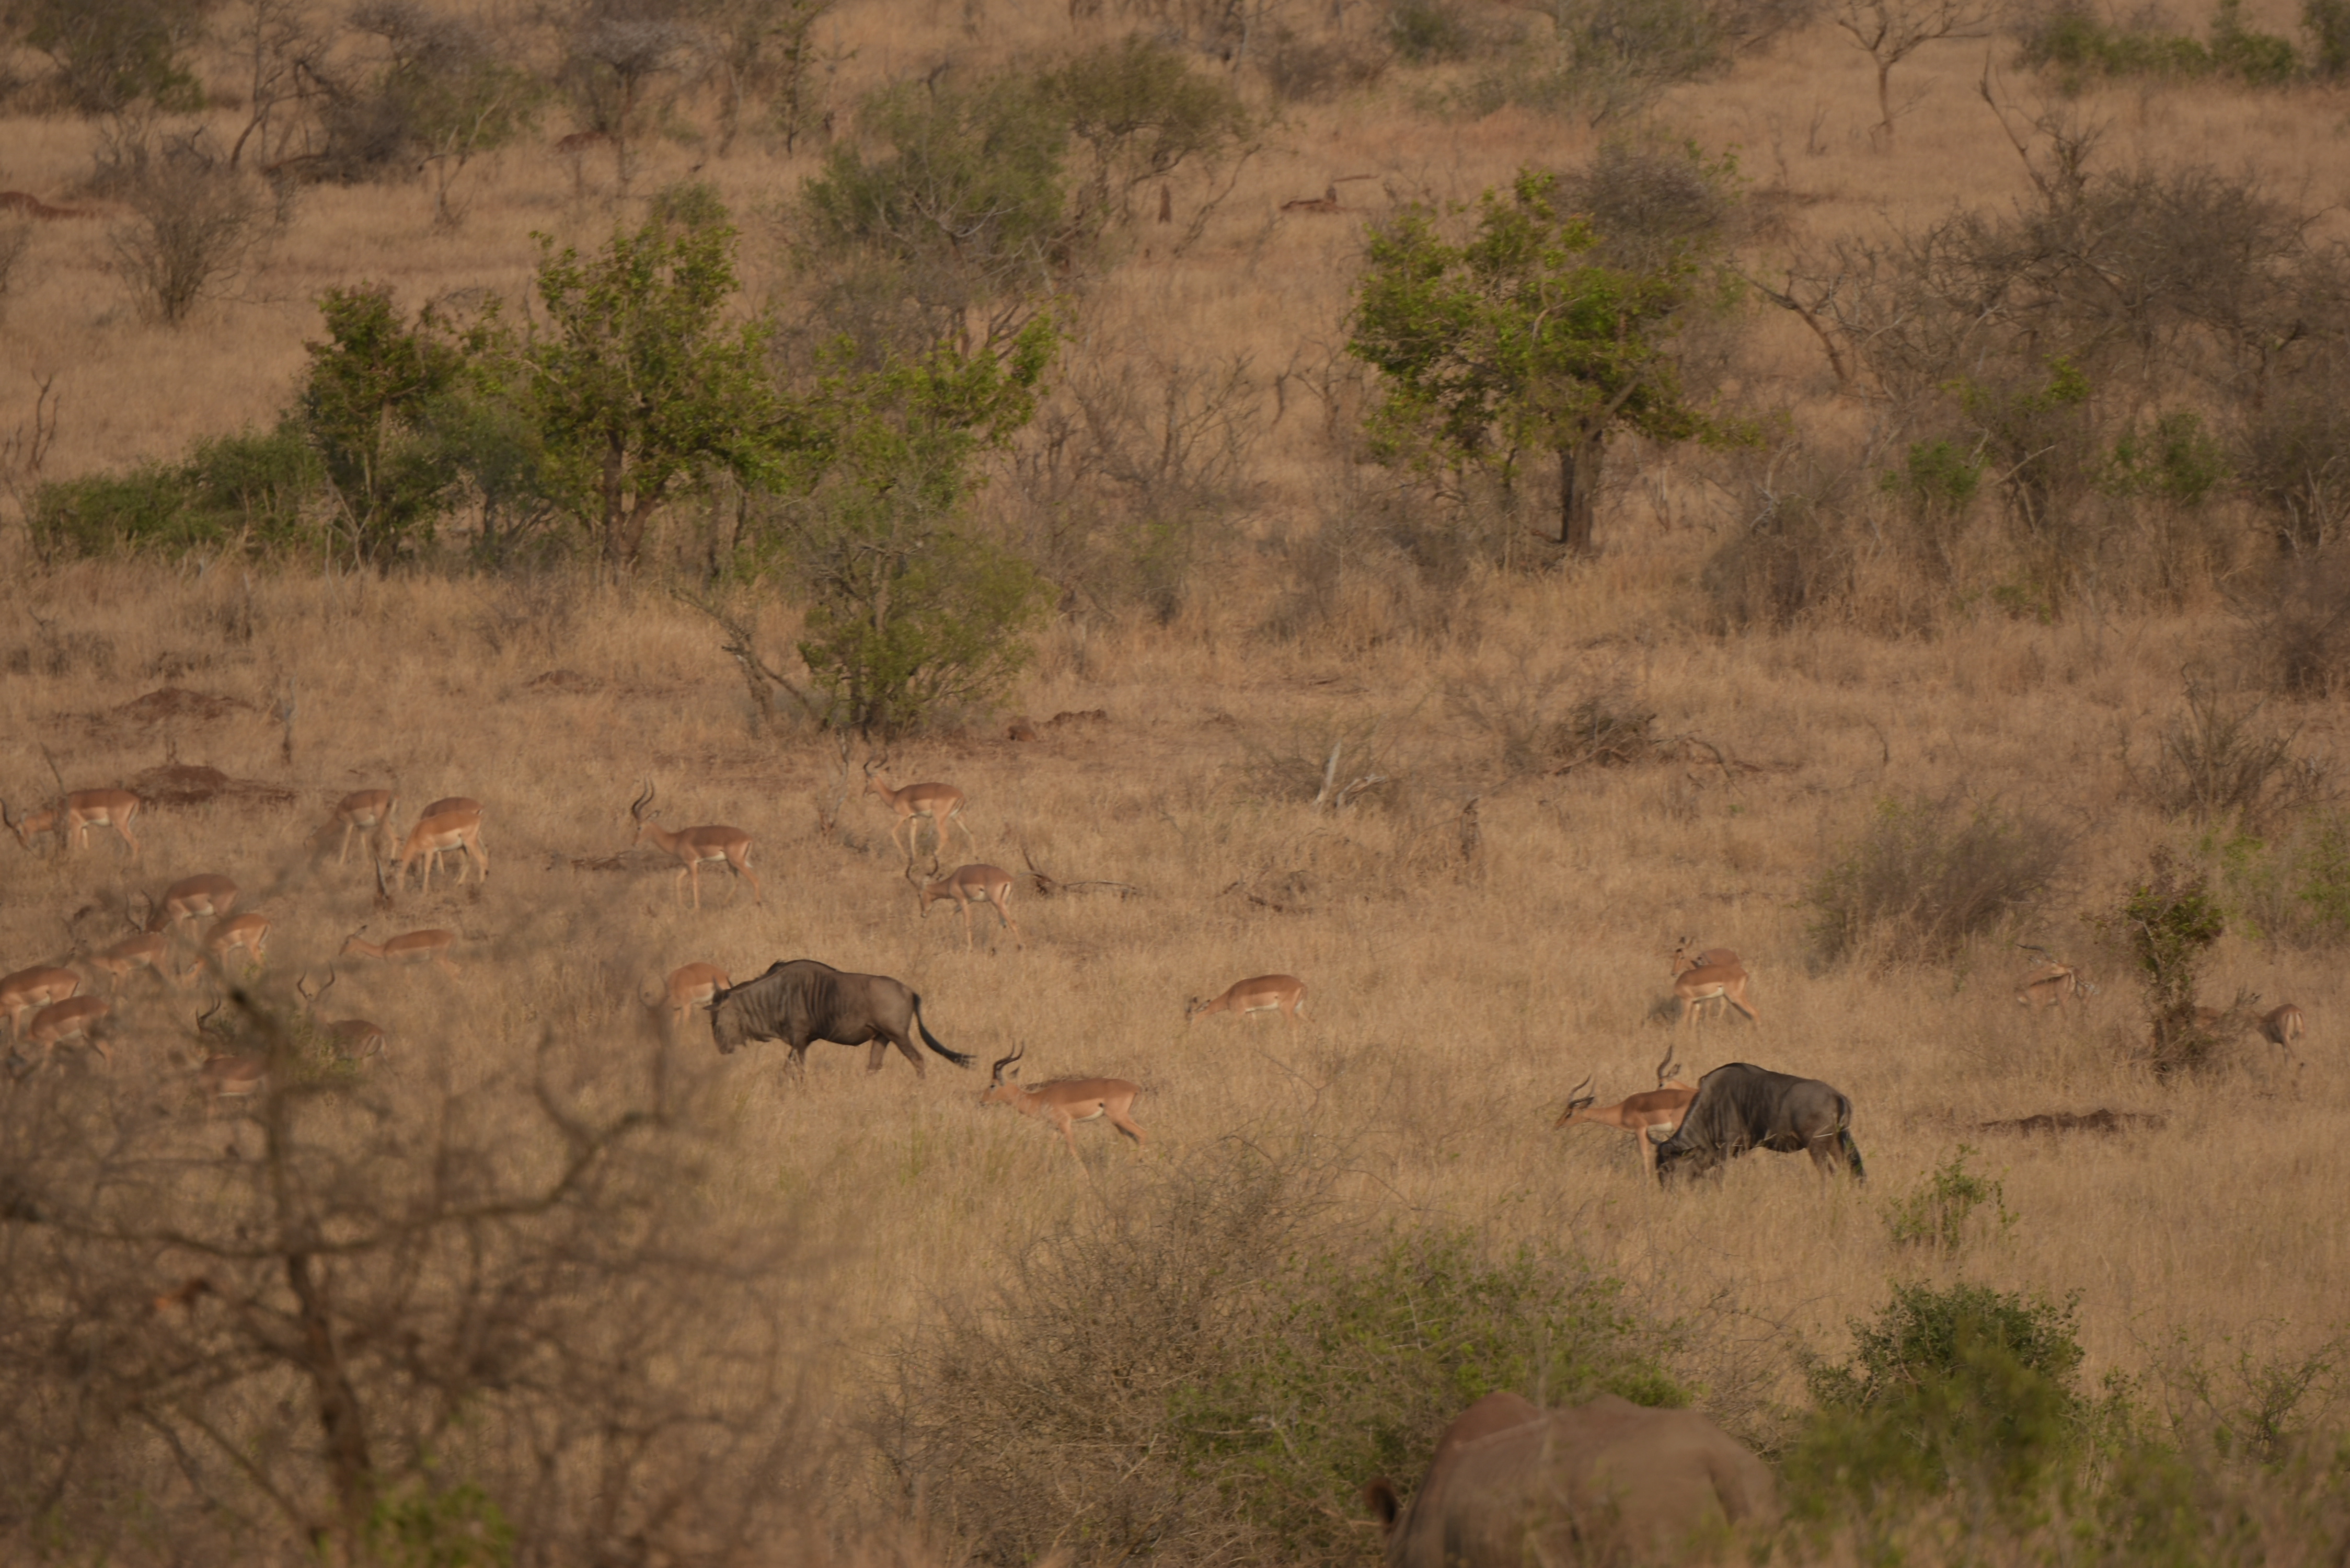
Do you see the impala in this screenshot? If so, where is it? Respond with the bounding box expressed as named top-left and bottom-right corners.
top-left (24, 997), bottom-right (110, 1069)
top-left (1185, 973), bottom-right (1309, 1027)
top-left (865, 761), bottom-right (975, 867)
top-left (3, 789), bottom-right (142, 857)
top-left (409, 797), bottom-right (484, 875)
top-left (340, 926), bottom-right (461, 975)
top-left (2015, 963), bottom-right (2089, 1009)
top-left (915, 864), bottom-right (1027, 950)
top-left (326, 789), bottom-right (398, 864)
top-left (145, 875), bottom-right (238, 932)
top-left (1671, 947), bottom-right (1757, 1028)
top-left (93, 931), bottom-right (181, 991)
top-left (197, 914), bottom-right (271, 977)
top-left (297, 971), bottom-right (388, 1060)
top-left (662, 962), bottom-right (734, 1024)
top-left (1672, 938), bottom-right (1742, 974)
top-left (1557, 1053), bottom-right (1700, 1179)
top-left (629, 785), bottom-right (762, 908)
top-left (391, 803), bottom-right (488, 892)
top-left (2261, 1002), bottom-right (2306, 1053)
top-left (979, 1046), bottom-right (1147, 1160)
top-left (198, 1053), bottom-right (266, 1102)
top-left (2, 965), bottom-right (81, 1037)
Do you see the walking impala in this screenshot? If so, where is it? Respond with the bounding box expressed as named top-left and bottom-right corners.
top-left (1185, 974), bottom-right (1308, 1027)
top-left (2, 965), bottom-right (81, 1037)
top-left (391, 803), bottom-right (488, 891)
top-left (1556, 1052), bottom-right (1700, 1179)
top-left (325, 790), bottom-right (397, 864)
top-left (629, 785), bottom-right (762, 908)
top-left (341, 927), bottom-right (461, 975)
top-left (915, 864), bottom-right (1027, 950)
top-left (297, 971), bottom-right (388, 1060)
top-left (979, 1047), bottom-right (1147, 1160)
top-left (4, 789), bottom-right (142, 857)
top-left (23, 997), bottom-right (110, 1070)
top-left (661, 962), bottom-right (733, 1024)
top-left (93, 931), bottom-right (180, 991)
top-left (2262, 1002), bottom-right (2306, 1053)
top-left (865, 761), bottom-right (975, 867)
top-left (1671, 944), bottom-right (1757, 1028)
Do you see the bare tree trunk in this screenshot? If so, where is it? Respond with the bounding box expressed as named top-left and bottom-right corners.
top-left (1559, 436), bottom-right (1602, 554)
top-left (1876, 56), bottom-right (1894, 143)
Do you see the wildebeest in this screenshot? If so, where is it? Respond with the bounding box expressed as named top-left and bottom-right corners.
top-left (1649, 1062), bottom-right (1865, 1183)
top-left (710, 959), bottom-right (972, 1077)
top-left (1364, 1391), bottom-right (1779, 1568)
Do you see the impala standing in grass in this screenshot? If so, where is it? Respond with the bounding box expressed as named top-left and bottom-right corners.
top-left (2262, 1002), bottom-right (2306, 1053)
top-left (979, 1047), bottom-right (1147, 1160)
top-left (1671, 944), bottom-right (1757, 1028)
top-left (865, 762), bottom-right (975, 868)
top-left (298, 972), bottom-right (388, 1060)
top-left (4, 789), bottom-right (142, 857)
top-left (392, 802), bottom-right (488, 891)
top-left (629, 785), bottom-right (761, 908)
top-left (23, 997), bottom-right (110, 1070)
top-left (915, 864), bottom-right (1027, 951)
top-left (146, 875), bottom-right (237, 932)
top-left (326, 790), bottom-right (398, 864)
top-left (93, 931), bottom-right (179, 991)
top-left (1185, 974), bottom-right (1308, 1027)
top-left (662, 962), bottom-right (734, 1025)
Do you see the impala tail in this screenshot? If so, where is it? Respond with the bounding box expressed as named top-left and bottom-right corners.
top-left (912, 993), bottom-right (972, 1067)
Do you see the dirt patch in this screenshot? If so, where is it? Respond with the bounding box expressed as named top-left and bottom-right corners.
top-left (116, 688), bottom-right (251, 725)
top-left (129, 764), bottom-right (296, 811)
top-left (1046, 709), bottom-right (1109, 729)
top-left (527, 670), bottom-right (604, 695)
top-left (1977, 1108), bottom-right (2168, 1137)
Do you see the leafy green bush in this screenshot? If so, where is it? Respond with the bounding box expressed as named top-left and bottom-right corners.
top-left (30, 423), bottom-right (320, 559)
top-left (2091, 847), bottom-right (2230, 1075)
top-left (2211, 0), bottom-right (2300, 80)
top-left (1807, 794), bottom-right (2068, 965)
top-left (1795, 1282), bottom-right (2091, 1506)
top-left (2212, 814), bottom-right (2350, 945)
top-left (1885, 1146), bottom-right (2014, 1253)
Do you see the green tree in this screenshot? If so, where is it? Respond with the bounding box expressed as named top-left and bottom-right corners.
top-left (782, 318), bottom-right (1057, 734)
top-left (2091, 846), bottom-right (2232, 1074)
top-left (508, 189), bottom-right (780, 568)
top-left (1349, 167), bottom-right (1725, 555)
top-left (300, 285), bottom-right (467, 567)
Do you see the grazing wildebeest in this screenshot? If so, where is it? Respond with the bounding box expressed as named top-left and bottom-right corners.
top-left (1649, 1062), bottom-right (1865, 1183)
top-left (710, 959), bottom-right (972, 1077)
top-left (1363, 1391), bottom-right (1779, 1568)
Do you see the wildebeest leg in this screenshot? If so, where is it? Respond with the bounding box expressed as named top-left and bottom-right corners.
top-left (881, 1029), bottom-right (927, 1077)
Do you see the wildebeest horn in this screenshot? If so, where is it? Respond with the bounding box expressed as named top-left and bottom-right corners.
top-left (630, 781), bottom-right (655, 821)
top-left (989, 1045), bottom-right (1023, 1085)
top-left (1565, 1074), bottom-right (1596, 1113)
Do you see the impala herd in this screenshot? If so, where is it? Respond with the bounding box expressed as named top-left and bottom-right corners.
top-left (0, 762), bottom-right (2317, 1167)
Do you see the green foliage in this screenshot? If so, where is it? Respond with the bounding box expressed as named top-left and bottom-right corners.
top-left (785, 319), bottom-right (1057, 734)
top-left (1883, 437), bottom-right (1984, 581)
top-left (1807, 794), bottom-right (2068, 965)
top-left (1795, 1282), bottom-right (2090, 1506)
top-left (2211, 0), bottom-right (2301, 80)
top-left (504, 189), bottom-right (780, 566)
top-left (1885, 1146), bottom-right (2015, 1253)
top-left (2204, 813), bottom-right (2350, 946)
top-left (1349, 165), bottom-right (1725, 552)
top-left (1173, 1230), bottom-right (1686, 1566)
top-left (30, 424), bottom-right (320, 559)
top-left (2091, 847), bottom-right (2228, 1074)
top-left (363, 1477), bottom-right (514, 1568)
top-left (2105, 411), bottom-right (2228, 508)
top-left (1046, 37), bottom-right (1252, 241)
top-left (2021, 0), bottom-right (2300, 83)
top-left (21, 0), bottom-right (205, 114)
top-left (302, 285), bottom-right (469, 567)
top-left (1456, 0), bottom-right (1730, 121)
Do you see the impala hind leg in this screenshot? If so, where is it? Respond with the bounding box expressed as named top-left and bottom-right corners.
top-left (1109, 1109), bottom-right (1148, 1154)
top-left (996, 900), bottom-right (1024, 951)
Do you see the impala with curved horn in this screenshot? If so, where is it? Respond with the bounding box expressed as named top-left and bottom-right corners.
top-left (980, 1046), bottom-right (1147, 1160)
top-left (297, 970), bottom-right (389, 1060)
top-left (195, 914), bottom-right (271, 979)
top-left (914, 864), bottom-right (1027, 950)
top-left (23, 996), bottom-right (111, 1071)
top-left (629, 785), bottom-right (761, 908)
top-left (2, 965), bottom-right (82, 1037)
top-left (864, 759), bottom-right (975, 868)
top-left (1555, 1051), bottom-right (1700, 1179)
top-left (1185, 974), bottom-right (1308, 1027)
top-left (4, 789), bottom-right (142, 857)
top-left (340, 926), bottom-right (461, 975)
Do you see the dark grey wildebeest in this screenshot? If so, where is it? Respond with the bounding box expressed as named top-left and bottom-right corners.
top-left (709, 959), bottom-right (972, 1077)
top-left (1649, 1062), bottom-right (1865, 1184)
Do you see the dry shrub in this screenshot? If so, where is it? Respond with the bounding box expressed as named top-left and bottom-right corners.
top-left (1807, 794), bottom-right (2069, 966)
top-left (2136, 679), bottom-right (2333, 827)
top-left (1447, 659), bottom-right (1659, 776)
top-left (108, 133), bottom-right (262, 324)
top-left (2232, 547), bottom-right (2350, 697)
top-left (1702, 442), bottom-right (1864, 628)
top-left (1259, 26), bottom-right (1390, 101)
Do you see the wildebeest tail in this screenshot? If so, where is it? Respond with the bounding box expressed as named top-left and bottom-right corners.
top-left (911, 994), bottom-right (973, 1067)
top-left (1837, 1092), bottom-right (1866, 1181)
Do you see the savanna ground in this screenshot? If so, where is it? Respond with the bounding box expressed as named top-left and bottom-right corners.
top-left (4, 0), bottom-right (2350, 1562)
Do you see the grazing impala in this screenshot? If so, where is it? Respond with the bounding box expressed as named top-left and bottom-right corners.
top-left (1185, 973), bottom-right (1308, 1027)
top-left (1557, 1053), bottom-right (1700, 1179)
top-left (93, 931), bottom-right (180, 991)
top-left (145, 875), bottom-right (238, 932)
top-left (2262, 1002), bottom-right (2306, 1053)
top-left (980, 1047), bottom-right (1147, 1160)
top-left (629, 785), bottom-right (762, 908)
top-left (3, 789), bottom-right (142, 857)
top-left (915, 864), bottom-right (1027, 950)
top-left (24, 997), bottom-right (110, 1069)
top-left (326, 790), bottom-right (397, 864)
top-left (341, 926), bottom-right (461, 975)
top-left (297, 971), bottom-right (388, 1060)
top-left (865, 761), bottom-right (975, 867)
top-left (2, 966), bottom-right (81, 1037)
top-left (392, 803), bottom-right (488, 891)
top-left (662, 962), bottom-right (733, 1025)
top-left (1671, 946), bottom-right (1757, 1028)
top-left (197, 914), bottom-right (271, 977)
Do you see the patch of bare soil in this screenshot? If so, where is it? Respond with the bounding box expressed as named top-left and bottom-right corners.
top-left (129, 764), bottom-right (296, 810)
top-left (1977, 1109), bottom-right (2168, 1136)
